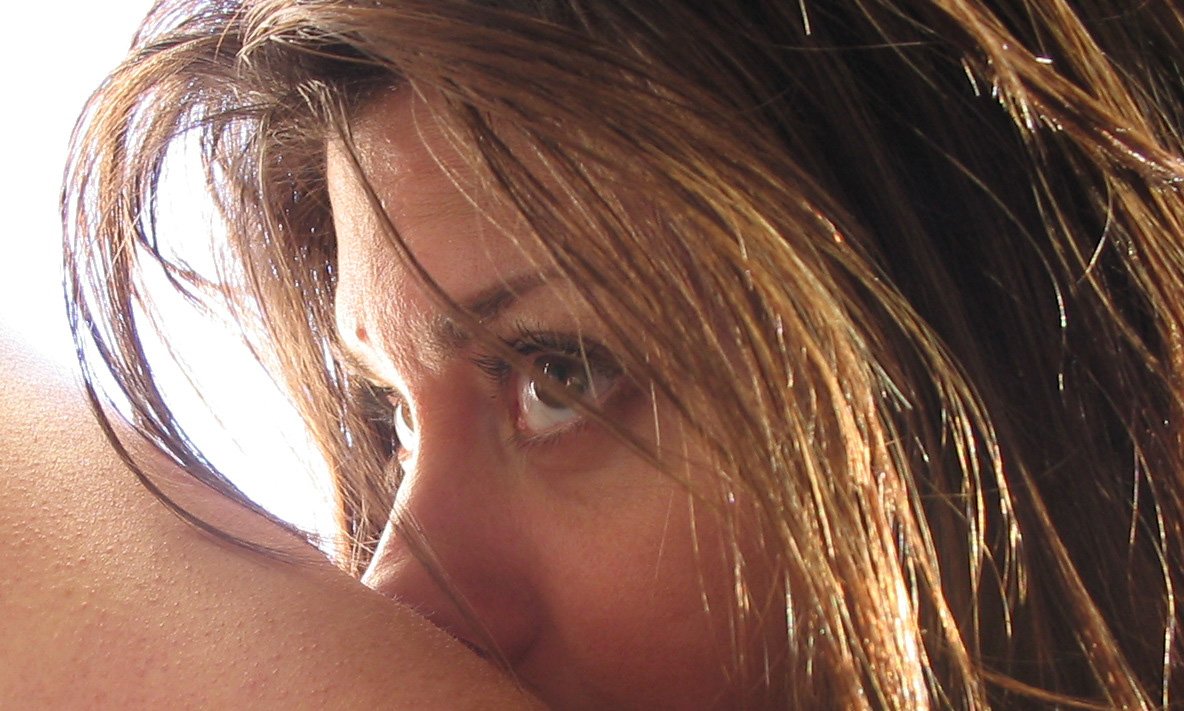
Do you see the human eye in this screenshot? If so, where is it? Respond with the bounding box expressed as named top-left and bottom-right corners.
top-left (367, 385), bottom-right (417, 459)
top-left (476, 328), bottom-right (624, 443)
top-left (391, 399), bottom-right (417, 455)
top-left (518, 351), bottom-right (618, 434)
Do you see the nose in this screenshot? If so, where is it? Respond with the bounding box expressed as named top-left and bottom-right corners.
top-left (361, 399), bottom-right (541, 667)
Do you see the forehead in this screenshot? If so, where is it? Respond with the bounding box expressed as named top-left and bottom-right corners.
top-left (325, 90), bottom-right (575, 379)
top-left (325, 90), bottom-right (533, 298)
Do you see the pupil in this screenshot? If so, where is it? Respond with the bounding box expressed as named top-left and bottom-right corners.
top-left (537, 356), bottom-right (588, 407)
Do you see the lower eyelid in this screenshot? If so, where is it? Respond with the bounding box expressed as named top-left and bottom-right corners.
top-left (510, 412), bottom-right (596, 450)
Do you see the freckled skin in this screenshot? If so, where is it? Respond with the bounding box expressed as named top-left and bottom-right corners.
top-left (0, 326), bottom-right (540, 709)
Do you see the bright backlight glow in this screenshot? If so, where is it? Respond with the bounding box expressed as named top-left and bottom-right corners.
top-left (2, 2), bottom-right (339, 549)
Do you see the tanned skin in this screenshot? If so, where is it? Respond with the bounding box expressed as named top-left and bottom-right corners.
top-left (0, 328), bottom-right (539, 709)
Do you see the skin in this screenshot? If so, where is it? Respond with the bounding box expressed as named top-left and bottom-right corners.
top-left (329, 90), bottom-right (780, 709)
top-left (0, 324), bottom-right (539, 709)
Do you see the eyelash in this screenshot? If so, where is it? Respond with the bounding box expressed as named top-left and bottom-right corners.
top-left (472, 325), bottom-right (617, 384)
top-left (370, 324), bottom-right (624, 454)
top-left (480, 324), bottom-right (623, 447)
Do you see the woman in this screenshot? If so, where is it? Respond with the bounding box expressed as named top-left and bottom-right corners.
top-left (22, 0), bottom-right (1184, 707)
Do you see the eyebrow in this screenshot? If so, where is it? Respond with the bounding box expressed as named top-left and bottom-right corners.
top-left (432, 271), bottom-right (551, 352)
top-left (339, 270), bottom-right (557, 386)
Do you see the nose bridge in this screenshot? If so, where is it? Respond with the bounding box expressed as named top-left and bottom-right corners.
top-left (333, 221), bottom-right (382, 349)
top-left (364, 401), bottom-right (540, 664)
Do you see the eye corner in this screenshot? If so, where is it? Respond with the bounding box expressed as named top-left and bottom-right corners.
top-left (392, 399), bottom-right (417, 449)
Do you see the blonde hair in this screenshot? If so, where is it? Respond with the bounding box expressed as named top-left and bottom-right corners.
top-left (65, 0), bottom-right (1184, 707)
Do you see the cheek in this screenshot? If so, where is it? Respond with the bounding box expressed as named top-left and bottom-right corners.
top-left (529, 463), bottom-right (783, 707)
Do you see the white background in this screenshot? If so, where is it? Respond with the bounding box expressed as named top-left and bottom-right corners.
top-left (1, 2), bottom-right (337, 544)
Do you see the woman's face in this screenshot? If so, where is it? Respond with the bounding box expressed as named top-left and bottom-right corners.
top-left (326, 91), bottom-right (779, 708)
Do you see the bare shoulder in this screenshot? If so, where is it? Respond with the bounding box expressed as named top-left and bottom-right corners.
top-left (0, 330), bottom-right (536, 709)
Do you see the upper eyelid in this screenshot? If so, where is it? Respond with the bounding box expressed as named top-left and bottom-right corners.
top-left (343, 327), bottom-right (622, 402)
top-left (504, 328), bottom-right (621, 371)
top-left (467, 330), bottom-right (622, 385)
top-left (338, 344), bottom-right (392, 387)
top-left (338, 351), bottom-right (410, 419)
top-left (369, 383), bottom-right (401, 405)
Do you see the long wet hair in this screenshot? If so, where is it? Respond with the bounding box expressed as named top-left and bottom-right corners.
top-left (64, 0), bottom-right (1184, 707)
